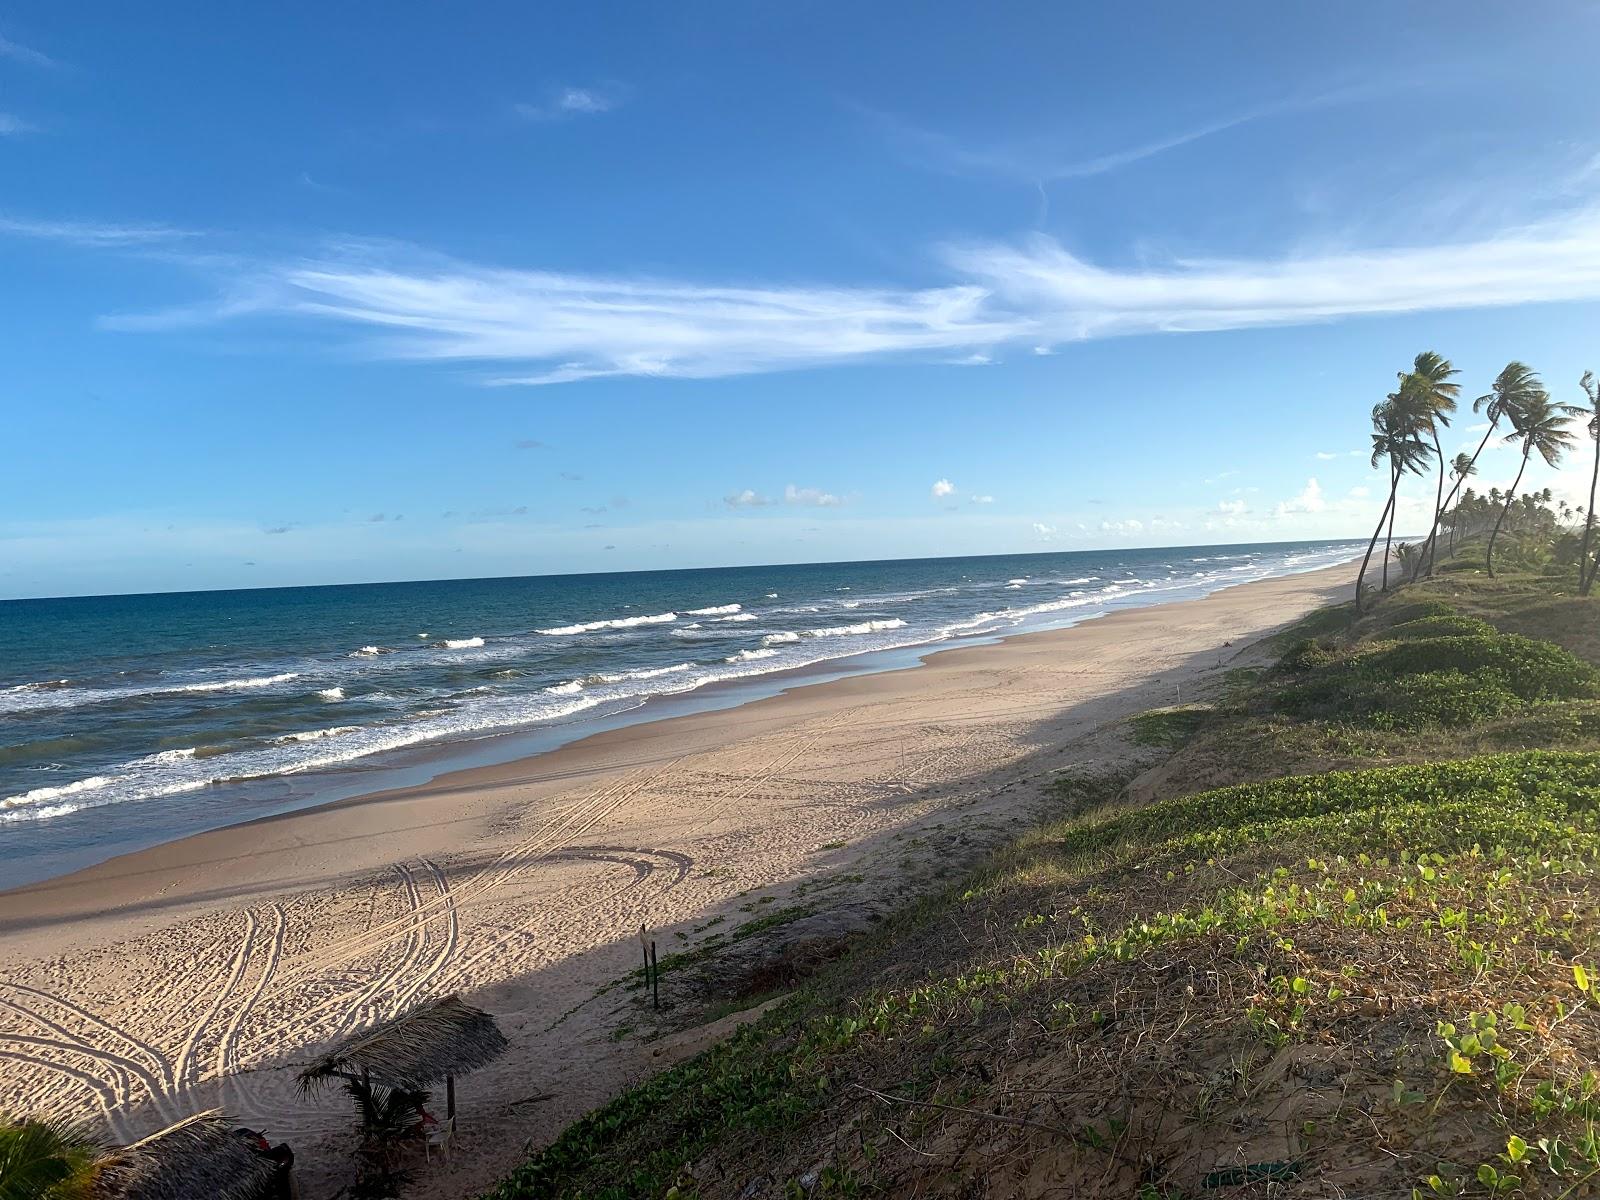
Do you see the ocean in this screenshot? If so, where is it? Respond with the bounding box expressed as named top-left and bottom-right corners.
top-left (0, 540), bottom-right (1360, 884)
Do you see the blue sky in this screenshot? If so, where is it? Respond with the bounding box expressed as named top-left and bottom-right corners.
top-left (4, 2), bottom-right (1600, 598)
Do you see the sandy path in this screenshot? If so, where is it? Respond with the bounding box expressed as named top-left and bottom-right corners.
top-left (0, 562), bottom-right (1355, 1198)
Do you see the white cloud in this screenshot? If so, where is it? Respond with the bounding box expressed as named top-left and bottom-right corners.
top-left (1031, 345), bottom-right (1056, 356)
top-left (51, 203), bottom-right (1600, 387)
top-left (969, 494), bottom-right (995, 504)
top-left (1217, 498), bottom-right (1248, 515)
top-left (0, 215), bottom-right (199, 246)
top-left (0, 34), bottom-right (56, 68)
top-left (1100, 518), bottom-right (1145, 535)
top-left (1349, 485), bottom-right (1372, 499)
top-left (514, 84), bottom-right (628, 122)
top-left (0, 113), bottom-right (38, 136)
top-left (1031, 522), bottom-right (1056, 540)
top-left (724, 488), bottom-right (772, 508)
top-left (949, 352), bottom-right (993, 366)
top-left (931, 478), bottom-right (956, 499)
top-left (785, 484), bottom-right (841, 507)
top-left (1275, 478), bottom-right (1327, 516)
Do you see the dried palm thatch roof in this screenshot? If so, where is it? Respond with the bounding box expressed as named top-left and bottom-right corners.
top-left (296, 994), bottom-right (508, 1094)
top-left (88, 1110), bottom-right (279, 1200)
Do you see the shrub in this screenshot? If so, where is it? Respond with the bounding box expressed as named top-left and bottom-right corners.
top-left (1278, 638), bottom-right (1339, 674)
top-left (1054, 751), bottom-right (1600, 864)
top-left (1383, 614), bottom-right (1496, 641)
top-left (1362, 634), bottom-right (1599, 701)
top-left (1277, 632), bottom-right (1600, 727)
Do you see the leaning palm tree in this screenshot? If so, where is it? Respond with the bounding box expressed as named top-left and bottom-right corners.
top-left (1580, 372), bottom-right (1600, 595)
top-left (1356, 394), bottom-right (1431, 613)
top-left (0, 1116), bottom-right (102, 1200)
top-left (1454, 361), bottom-right (1543, 515)
top-left (1401, 351), bottom-right (1461, 577)
top-left (1487, 389), bottom-right (1583, 577)
top-left (1445, 452), bottom-right (1476, 553)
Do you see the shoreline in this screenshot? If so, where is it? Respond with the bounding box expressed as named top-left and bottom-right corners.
top-left (0, 559), bottom-right (1358, 1200)
top-left (1, 551), bottom-right (1359, 898)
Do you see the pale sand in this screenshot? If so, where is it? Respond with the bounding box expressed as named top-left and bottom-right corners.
top-left (0, 561), bottom-right (1356, 1198)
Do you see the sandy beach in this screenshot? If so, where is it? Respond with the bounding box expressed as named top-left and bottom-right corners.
top-left (0, 560), bottom-right (1356, 1198)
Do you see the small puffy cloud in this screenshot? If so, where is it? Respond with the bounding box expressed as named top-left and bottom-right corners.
top-left (931, 478), bottom-right (956, 499)
top-left (724, 488), bottom-right (772, 508)
top-left (1032, 522), bottom-right (1056, 540)
top-left (1217, 499), bottom-right (1248, 515)
top-left (1275, 478), bottom-right (1327, 516)
top-left (1032, 345), bottom-right (1056, 356)
top-left (1100, 518), bottom-right (1145, 535)
top-left (514, 84), bottom-right (628, 122)
top-left (969, 494), bottom-right (995, 504)
top-left (785, 484), bottom-right (842, 507)
top-left (1314, 449), bottom-right (1364, 461)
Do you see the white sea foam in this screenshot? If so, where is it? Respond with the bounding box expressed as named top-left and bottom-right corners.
top-left (1008, 578), bottom-right (1029, 584)
top-left (2, 774), bottom-right (116, 811)
top-left (726, 648), bottom-right (778, 662)
top-left (351, 645), bottom-right (387, 657)
top-left (592, 664), bottom-right (693, 684)
top-left (277, 726), bottom-right (362, 743)
top-left (804, 618), bottom-right (908, 638)
top-left (762, 631), bottom-right (802, 645)
top-left (0, 672), bottom-right (302, 716)
top-left (443, 636), bottom-right (485, 649)
top-left (685, 603), bottom-right (741, 616)
top-left (545, 680), bottom-right (584, 695)
top-left (713, 612), bottom-right (757, 622)
top-left (318, 687), bottom-right (345, 700)
top-left (537, 611), bottom-right (677, 636)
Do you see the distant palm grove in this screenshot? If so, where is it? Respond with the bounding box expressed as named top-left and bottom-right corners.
top-left (1356, 352), bottom-right (1600, 612)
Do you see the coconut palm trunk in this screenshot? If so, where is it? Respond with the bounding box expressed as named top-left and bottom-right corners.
top-left (1357, 469), bottom-right (1398, 614)
top-left (1422, 427), bottom-right (1446, 577)
top-left (1382, 477), bottom-right (1398, 590)
top-left (1487, 444), bottom-right (1532, 578)
top-left (1582, 421), bottom-right (1599, 596)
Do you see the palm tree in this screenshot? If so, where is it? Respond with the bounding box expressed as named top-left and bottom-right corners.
top-left (1445, 452), bottom-right (1475, 553)
top-left (1402, 351), bottom-right (1461, 577)
top-left (1580, 372), bottom-right (1600, 596)
top-left (1487, 388), bottom-right (1583, 576)
top-left (1356, 394), bottom-right (1431, 613)
top-left (0, 1117), bottom-right (101, 1200)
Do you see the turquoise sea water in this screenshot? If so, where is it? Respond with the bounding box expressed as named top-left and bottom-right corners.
top-left (0, 541), bottom-right (1359, 883)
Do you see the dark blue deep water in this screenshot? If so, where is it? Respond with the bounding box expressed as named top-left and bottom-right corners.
top-left (0, 541), bottom-right (1359, 883)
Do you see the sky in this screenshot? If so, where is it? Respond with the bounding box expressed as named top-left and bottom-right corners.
top-left (3, 2), bottom-right (1600, 599)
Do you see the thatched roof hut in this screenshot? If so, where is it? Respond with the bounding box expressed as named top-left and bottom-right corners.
top-left (296, 994), bottom-right (508, 1099)
top-left (89, 1110), bottom-right (280, 1200)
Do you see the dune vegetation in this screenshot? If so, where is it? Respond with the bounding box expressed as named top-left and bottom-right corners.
top-left (485, 507), bottom-right (1600, 1199)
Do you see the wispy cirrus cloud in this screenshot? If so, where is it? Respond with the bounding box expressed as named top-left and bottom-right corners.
top-left (26, 201), bottom-right (1600, 387)
top-left (0, 113), bottom-right (39, 136)
top-left (0, 33), bottom-right (57, 69)
top-left (0, 215), bottom-right (200, 247)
